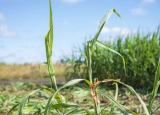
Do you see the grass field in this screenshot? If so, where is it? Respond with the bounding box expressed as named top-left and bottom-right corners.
top-left (0, 63), bottom-right (67, 80)
top-left (1, 0), bottom-right (160, 114)
top-left (1, 82), bottom-right (160, 115)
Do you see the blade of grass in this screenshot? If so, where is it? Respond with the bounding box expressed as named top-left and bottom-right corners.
top-left (65, 87), bottom-right (71, 113)
top-left (103, 79), bottom-right (150, 115)
top-left (49, 0), bottom-right (53, 54)
top-left (52, 103), bottom-right (78, 109)
top-left (148, 57), bottom-right (160, 114)
top-left (64, 107), bottom-right (79, 115)
top-left (84, 109), bottom-right (93, 115)
top-left (6, 103), bottom-right (19, 115)
top-left (44, 79), bottom-right (84, 115)
top-left (151, 105), bottom-right (160, 114)
top-left (95, 40), bottom-right (126, 74)
top-left (97, 91), bottom-right (128, 115)
top-left (18, 89), bottom-right (39, 115)
top-left (91, 9), bottom-right (122, 47)
top-left (110, 83), bottom-right (118, 114)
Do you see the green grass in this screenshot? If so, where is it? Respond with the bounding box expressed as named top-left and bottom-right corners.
top-left (63, 29), bottom-right (160, 89)
top-left (4, 0), bottom-right (160, 114)
top-left (1, 82), bottom-right (160, 115)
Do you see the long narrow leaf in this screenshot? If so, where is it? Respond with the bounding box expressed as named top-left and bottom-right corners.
top-left (105, 9), bottom-right (122, 24)
top-left (52, 103), bottom-right (78, 109)
top-left (65, 87), bottom-right (71, 113)
top-left (105, 79), bottom-right (150, 115)
top-left (97, 91), bottom-right (128, 115)
top-left (64, 107), bottom-right (79, 115)
top-left (99, 13), bottom-right (107, 29)
top-left (151, 105), bottom-right (160, 114)
top-left (95, 40), bottom-right (126, 74)
top-left (6, 103), bottom-right (19, 115)
top-left (91, 9), bottom-right (122, 46)
top-left (49, 0), bottom-right (53, 53)
top-left (110, 83), bottom-right (118, 114)
top-left (44, 79), bottom-right (84, 115)
top-left (148, 57), bottom-right (160, 113)
top-left (18, 89), bottom-right (39, 115)
top-left (84, 109), bottom-right (93, 115)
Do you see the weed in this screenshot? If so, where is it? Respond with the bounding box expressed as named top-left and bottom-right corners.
top-left (7, 0), bottom-right (160, 115)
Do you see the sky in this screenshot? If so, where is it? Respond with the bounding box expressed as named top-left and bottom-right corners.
top-left (0, 0), bottom-right (160, 64)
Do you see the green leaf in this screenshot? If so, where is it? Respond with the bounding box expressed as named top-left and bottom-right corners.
top-left (65, 87), bottom-right (71, 104)
top-left (6, 103), bottom-right (19, 115)
top-left (99, 13), bottom-right (107, 29)
top-left (63, 79), bottom-right (84, 88)
top-left (64, 107), bottom-right (79, 115)
top-left (110, 83), bottom-right (118, 114)
top-left (101, 79), bottom-right (150, 115)
top-left (148, 57), bottom-right (160, 113)
top-left (37, 90), bottom-right (49, 99)
top-left (114, 80), bottom-right (150, 115)
top-left (41, 86), bottom-right (55, 93)
top-left (17, 89), bottom-right (50, 115)
top-left (18, 89), bottom-right (40, 115)
top-left (91, 22), bottom-right (105, 47)
top-left (97, 91), bottom-right (128, 115)
top-left (49, 0), bottom-right (53, 54)
top-left (129, 110), bottom-right (138, 115)
top-left (91, 9), bottom-right (122, 46)
top-left (65, 87), bottom-right (71, 113)
top-left (44, 79), bottom-right (84, 115)
top-left (151, 105), bottom-right (160, 114)
top-left (85, 79), bottom-right (92, 86)
top-left (95, 40), bottom-right (126, 74)
top-left (52, 103), bottom-right (78, 109)
top-left (84, 109), bottom-right (93, 115)
top-left (105, 9), bottom-right (122, 23)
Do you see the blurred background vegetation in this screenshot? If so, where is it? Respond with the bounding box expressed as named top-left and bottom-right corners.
top-left (0, 63), bottom-right (67, 80)
top-left (0, 29), bottom-right (160, 89)
top-left (62, 29), bottom-right (160, 89)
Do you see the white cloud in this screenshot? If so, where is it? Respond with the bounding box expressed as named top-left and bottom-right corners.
top-left (102, 27), bottom-right (136, 37)
top-left (131, 8), bottom-right (148, 15)
top-left (61, 0), bottom-right (84, 4)
top-left (0, 24), bottom-right (17, 37)
top-left (103, 37), bottom-right (116, 44)
top-left (143, 0), bottom-right (155, 3)
top-left (0, 12), bottom-right (5, 21)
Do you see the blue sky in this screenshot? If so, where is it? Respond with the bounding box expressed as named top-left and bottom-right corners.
top-left (0, 0), bottom-right (160, 64)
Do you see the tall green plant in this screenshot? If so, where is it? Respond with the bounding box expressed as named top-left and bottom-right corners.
top-left (45, 0), bottom-right (58, 91)
top-left (8, 0), bottom-right (160, 114)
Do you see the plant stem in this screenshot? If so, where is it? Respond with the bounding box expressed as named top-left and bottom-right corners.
top-left (87, 41), bottom-right (99, 114)
top-left (45, 38), bottom-right (58, 91)
top-left (87, 41), bottom-right (93, 84)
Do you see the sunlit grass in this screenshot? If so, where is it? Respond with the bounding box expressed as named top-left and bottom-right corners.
top-left (4, 0), bottom-right (160, 114)
top-left (0, 64), bottom-right (67, 80)
top-left (63, 29), bottom-right (160, 89)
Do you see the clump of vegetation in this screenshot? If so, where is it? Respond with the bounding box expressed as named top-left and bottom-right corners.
top-left (5, 0), bottom-right (160, 115)
top-left (63, 29), bottom-right (160, 89)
